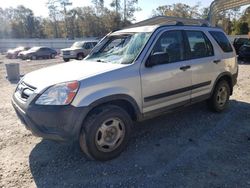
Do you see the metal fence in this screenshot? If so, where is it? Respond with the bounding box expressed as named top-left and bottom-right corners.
top-left (0, 38), bottom-right (98, 53)
top-left (0, 35), bottom-right (249, 53)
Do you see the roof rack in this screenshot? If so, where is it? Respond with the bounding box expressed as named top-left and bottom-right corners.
top-left (128, 16), bottom-right (211, 28)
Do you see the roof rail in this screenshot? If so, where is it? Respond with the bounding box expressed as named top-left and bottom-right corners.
top-left (128, 16), bottom-right (211, 28)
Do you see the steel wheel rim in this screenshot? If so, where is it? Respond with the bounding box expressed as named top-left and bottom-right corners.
top-left (78, 55), bottom-right (83, 60)
top-left (95, 117), bottom-right (125, 152)
top-left (216, 86), bottom-right (228, 107)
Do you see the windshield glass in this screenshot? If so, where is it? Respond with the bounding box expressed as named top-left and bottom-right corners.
top-left (86, 32), bottom-right (151, 64)
top-left (28, 47), bottom-right (40, 52)
top-left (72, 42), bottom-right (84, 48)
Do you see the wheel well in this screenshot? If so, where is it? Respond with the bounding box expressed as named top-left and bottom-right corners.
top-left (216, 75), bottom-right (233, 95)
top-left (86, 99), bottom-right (138, 121)
top-left (77, 53), bottom-right (84, 57)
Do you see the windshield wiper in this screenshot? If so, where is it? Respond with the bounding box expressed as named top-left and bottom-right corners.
top-left (96, 59), bottom-right (107, 63)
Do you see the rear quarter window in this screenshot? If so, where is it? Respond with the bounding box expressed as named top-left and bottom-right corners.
top-left (209, 31), bottom-right (233, 53)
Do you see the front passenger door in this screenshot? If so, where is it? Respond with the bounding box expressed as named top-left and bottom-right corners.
top-left (140, 30), bottom-right (192, 114)
top-left (83, 42), bottom-right (92, 55)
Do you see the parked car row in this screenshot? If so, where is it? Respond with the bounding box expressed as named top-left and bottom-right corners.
top-left (5, 40), bottom-right (98, 62)
top-left (6, 46), bottom-right (57, 60)
top-left (18, 47), bottom-right (57, 60)
top-left (6, 46), bottom-right (30, 59)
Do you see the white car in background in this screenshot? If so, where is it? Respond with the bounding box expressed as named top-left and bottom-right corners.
top-left (61, 40), bottom-right (98, 62)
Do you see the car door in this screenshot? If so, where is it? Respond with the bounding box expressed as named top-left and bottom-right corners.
top-left (183, 30), bottom-right (215, 101)
top-left (38, 48), bottom-right (46, 57)
top-left (140, 30), bottom-right (192, 114)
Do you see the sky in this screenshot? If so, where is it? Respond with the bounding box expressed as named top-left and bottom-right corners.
top-left (0, 0), bottom-right (213, 22)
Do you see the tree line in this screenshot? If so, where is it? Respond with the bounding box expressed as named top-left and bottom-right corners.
top-left (0, 1), bottom-right (249, 39)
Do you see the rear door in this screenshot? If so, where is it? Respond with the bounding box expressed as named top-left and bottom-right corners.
top-left (140, 30), bottom-right (192, 113)
top-left (183, 30), bottom-right (215, 101)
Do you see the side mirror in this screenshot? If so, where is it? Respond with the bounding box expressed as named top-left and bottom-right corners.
top-left (145, 52), bottom-right (169, 68)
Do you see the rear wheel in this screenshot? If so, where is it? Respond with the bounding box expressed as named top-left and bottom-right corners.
top-left (207, 80), bottom-right (230, 112)
top-left (63, 58), bottom-right (70, 62)
top-left (51, 53), bottom-right (55, 59)
top-left (79, 105), bottom-right (133, 161)
top-left (31, 55), bottom-right (37, 60)
top-left (77, 53), bottom-right (84, 60)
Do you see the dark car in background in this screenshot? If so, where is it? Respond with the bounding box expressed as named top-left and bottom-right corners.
top-left (6, 46), bottom-right (30, 59)
top-left (239, 41), bottom-right (250, 61)
top-left (18, 47), bottom-right (57, 60)
top-left (233, 37), bottom-right (250, 55)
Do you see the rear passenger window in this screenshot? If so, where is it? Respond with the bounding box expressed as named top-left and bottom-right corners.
top-left (186, 31), bottom-right (214, 59)
top-left (209, 31), bottom-right (233, 53)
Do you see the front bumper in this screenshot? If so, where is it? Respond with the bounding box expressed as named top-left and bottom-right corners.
top-left (12, 93), bottom-right (88, 142)
top-left (62, 54), bottom-right (77, 59)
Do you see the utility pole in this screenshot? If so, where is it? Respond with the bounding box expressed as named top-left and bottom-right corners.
top-left (61, 0), bottom-right (72, 38)
top-left (115, 0), bottom-right (119, 15)
top-left (123, 0), bottom-right (126, 21)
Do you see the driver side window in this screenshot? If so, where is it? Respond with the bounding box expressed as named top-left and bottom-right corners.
top-left (152, 30), bottom-right (184, 63)
top-left (84, 43), bottom-right (92, 49)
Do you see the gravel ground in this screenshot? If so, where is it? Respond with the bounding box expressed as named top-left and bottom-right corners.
top-left (0, 55), bottom-right (250, 188)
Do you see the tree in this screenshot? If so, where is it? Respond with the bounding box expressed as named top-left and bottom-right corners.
top-left (47, 0), bottom-right (62, 38)
top-left (92, 0), bottom-right (104, 15)
top-left (236, 22), bottom-right (249, 34)
top-left (110, 0), bottom-right (140, 22)
top-left (152, 3), bottom-right (201, 19)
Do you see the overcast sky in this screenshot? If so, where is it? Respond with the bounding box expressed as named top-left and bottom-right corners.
top-left (0, 0), bottom-right (213, 22)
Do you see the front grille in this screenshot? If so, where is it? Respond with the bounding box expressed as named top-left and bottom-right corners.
top-left (63, 51), bottom-right (70, 55)
top-left (16, 82), bottom-right (37, 101)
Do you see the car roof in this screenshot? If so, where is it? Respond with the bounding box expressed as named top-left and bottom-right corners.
top-left (112, 24), bottom-right (222, 35)
top-left (112, 16), bottom-right (224, 35)
top-left (75, 40), bottom-right (99, 43)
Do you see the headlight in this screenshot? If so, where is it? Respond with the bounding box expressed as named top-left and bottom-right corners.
top-left (35, 81), bottom-right (79, 105)
top-left (70, 51), bottom-right (75, 55)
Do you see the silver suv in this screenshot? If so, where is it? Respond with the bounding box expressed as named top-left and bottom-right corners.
top-left (61, 41), bottom-right (98, 62)
top-left (12, 23), bottom-right (238, 161)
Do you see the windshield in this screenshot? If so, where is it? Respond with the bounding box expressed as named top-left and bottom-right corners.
top-left (86, 32), bottom-right (151, 64)
top-left (28, 47), bottom-right (40, 52)
top-left (72, 42), bottom-right (84, 48)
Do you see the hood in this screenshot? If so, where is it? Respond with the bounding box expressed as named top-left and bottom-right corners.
top-left (61, 47), bottom-right (81, 51)
top-left (23, 60), bottom-right (126, 93)
top-left (19, 50), bottom-right (31, 55)
top-left (7, 49), bottom-right (15, 53)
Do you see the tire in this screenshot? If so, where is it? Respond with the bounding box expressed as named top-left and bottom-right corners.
top-left (63, 58), bottom-right (70, 62)
top-left (207, 80), bottom-right (230, 112)
top-left (79, 105), bottom-right (133, 161)
top-left (31, 55), bottom-right (37, 60)
top-left (77, 53), bottom-right (84, 60)
top-left (51, 53), bottom-right (55, 59)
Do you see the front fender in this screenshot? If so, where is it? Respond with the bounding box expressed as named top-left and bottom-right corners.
top-left (72, 87), bottom-right (139, 108)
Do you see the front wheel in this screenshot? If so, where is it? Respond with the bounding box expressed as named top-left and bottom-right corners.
top-left (63, 58), bottom-right (70, 62)
top-left (31, 55), bottom-right (37, 60)
top-left (79, 105), bottom-right (133, 161)
top-left (207, 80), bottom-right (230, 112)
top-left (77, 53), bottom-right (84, 60)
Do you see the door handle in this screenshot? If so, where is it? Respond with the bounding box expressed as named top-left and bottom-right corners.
top-left (180, 65), bottom-right (191, 71)
top-left (213, 59), bottom-right (221, 64)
